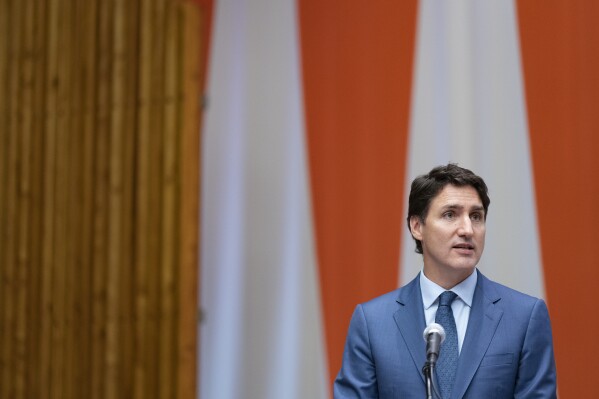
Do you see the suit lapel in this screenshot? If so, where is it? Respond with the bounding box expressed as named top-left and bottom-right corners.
top-left (451, 273), bottom-right (503, 399)
top-left (393, 275), bottom-right (427, 384)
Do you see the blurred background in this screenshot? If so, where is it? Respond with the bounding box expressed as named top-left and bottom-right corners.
top-left (2, 0), bottom-right (598, 398)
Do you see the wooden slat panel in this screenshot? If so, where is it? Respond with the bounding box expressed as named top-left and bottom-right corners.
top-left (0, 1), bottom-right (205, 398)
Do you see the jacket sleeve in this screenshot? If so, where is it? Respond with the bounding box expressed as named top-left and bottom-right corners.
top-left (333, 304), bottom-right (379, 399)
top-left (514, 299), bottom-right (557, 398)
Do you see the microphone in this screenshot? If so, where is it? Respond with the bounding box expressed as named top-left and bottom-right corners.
top-left (423, 323), bottom-right (446, 365)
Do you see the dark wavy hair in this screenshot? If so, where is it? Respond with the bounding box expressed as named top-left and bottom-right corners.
top-left (407, 164), bottom-right (490, 254)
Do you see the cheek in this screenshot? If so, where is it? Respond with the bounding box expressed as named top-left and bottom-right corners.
top-left (477, 229), bottom-right (486, 248)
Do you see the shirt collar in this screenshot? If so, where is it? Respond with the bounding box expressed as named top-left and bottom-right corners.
top-left (420, 269), bottom-right (478, 310)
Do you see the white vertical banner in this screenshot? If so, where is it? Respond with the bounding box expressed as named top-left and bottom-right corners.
top-left (199, 1), bottom-right (328, 398)
top-left (400, 0), bottom-right (545, 298)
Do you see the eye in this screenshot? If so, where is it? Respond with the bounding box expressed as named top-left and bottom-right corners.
top-left (471, 212), bottom-right (483, 222)
top-left (443, 211), bottom-right (455, 220)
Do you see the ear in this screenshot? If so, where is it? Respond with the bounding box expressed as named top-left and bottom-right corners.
top-left (409, 216), bottom-right (423, 241)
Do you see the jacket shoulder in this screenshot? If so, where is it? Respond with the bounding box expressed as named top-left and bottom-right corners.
top-left (479, 273), bottom-right (545, 309)
top-left (359, 276), bottom-right (419, 314)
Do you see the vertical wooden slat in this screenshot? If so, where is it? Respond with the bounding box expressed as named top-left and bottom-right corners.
top-left (62, 3), bottom-right (78, 398)
top-left (0, 4), bottom-right (8, 323)
top-left (15, 0), bottom-right (36, 397)
top-left (91, 0), bottom-right (113, 397)
top-left (67, 2), bottom-right (93, 397)
top-left (106, 0), bottom-right (126, 396)
top-left (178, 2), bottom-right (203, 398)
top-left (150, 2), bottom-right (166, 398)
top-left (25, 1), bottom-right (48, 396)
top-left (0, 0), bottom-right (8, 164)
top-left (117, 1), bottom-right (140, 397)
top-left (135, 1), bottom-right (154, 397)
top-left (161, 3), bottom-right (180, 398)
top-left (2, 1), bottom-right (20, 397)
top-left (41, 0), bottom-right (59, 395)
top-left (65, 1), bottom-right (85, 398)
top-left (76, 2), bottom-right (99, 398)
top-left (0, 0), bottom-right (7, 387)
top-left (52, 0), bottom-right (73, 394)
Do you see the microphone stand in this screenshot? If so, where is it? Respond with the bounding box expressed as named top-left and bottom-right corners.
top-left (422, 361), bottom-right (435, 399)
top-left (422, 323), bottom-right (444, 399)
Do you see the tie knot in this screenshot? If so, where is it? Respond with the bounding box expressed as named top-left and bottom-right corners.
top-left (439, 291), bottom-right (458, 307)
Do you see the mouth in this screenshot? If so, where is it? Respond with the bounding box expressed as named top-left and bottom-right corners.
top-left (453, 243), bottom-right (475, 253)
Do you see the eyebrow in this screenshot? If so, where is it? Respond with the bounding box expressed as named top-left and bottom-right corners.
top-left (441, 204), bottom-right (485, 213)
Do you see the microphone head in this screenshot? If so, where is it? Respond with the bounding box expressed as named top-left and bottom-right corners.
top-left (423, 323), bottom-right (446, 344)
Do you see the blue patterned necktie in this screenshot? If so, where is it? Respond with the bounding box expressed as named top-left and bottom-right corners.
top-left (435, 291), bottom-right (459, 399)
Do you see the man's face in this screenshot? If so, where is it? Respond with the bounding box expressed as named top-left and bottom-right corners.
top-left (410, 184), bottom-right (486, 286)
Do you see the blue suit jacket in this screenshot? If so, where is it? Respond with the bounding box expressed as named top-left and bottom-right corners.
top-left (334, 271), bottom-right (557, 398)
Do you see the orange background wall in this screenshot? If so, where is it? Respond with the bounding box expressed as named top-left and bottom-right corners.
top-left (298, 0), bottom-right (419, 383)
top-left (300, 0), bottom-right (599, 395)
top-left (517, 1), bottom-right (599, 396)
top-left (198, 1), bottom-right (599, 396)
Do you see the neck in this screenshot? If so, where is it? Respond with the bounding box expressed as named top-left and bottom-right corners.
top-left (423, 267), bottom-right (474, 290)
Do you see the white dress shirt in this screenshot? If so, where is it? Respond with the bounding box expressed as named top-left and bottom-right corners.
top-left (419, 269), bottom-right (478, 353)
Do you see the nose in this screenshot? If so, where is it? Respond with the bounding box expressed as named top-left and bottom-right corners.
top-left (457, 216), bottom-right (474, 237)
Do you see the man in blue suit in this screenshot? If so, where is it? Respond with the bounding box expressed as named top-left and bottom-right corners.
top-left (334, 164), bottom-right (557, 398)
